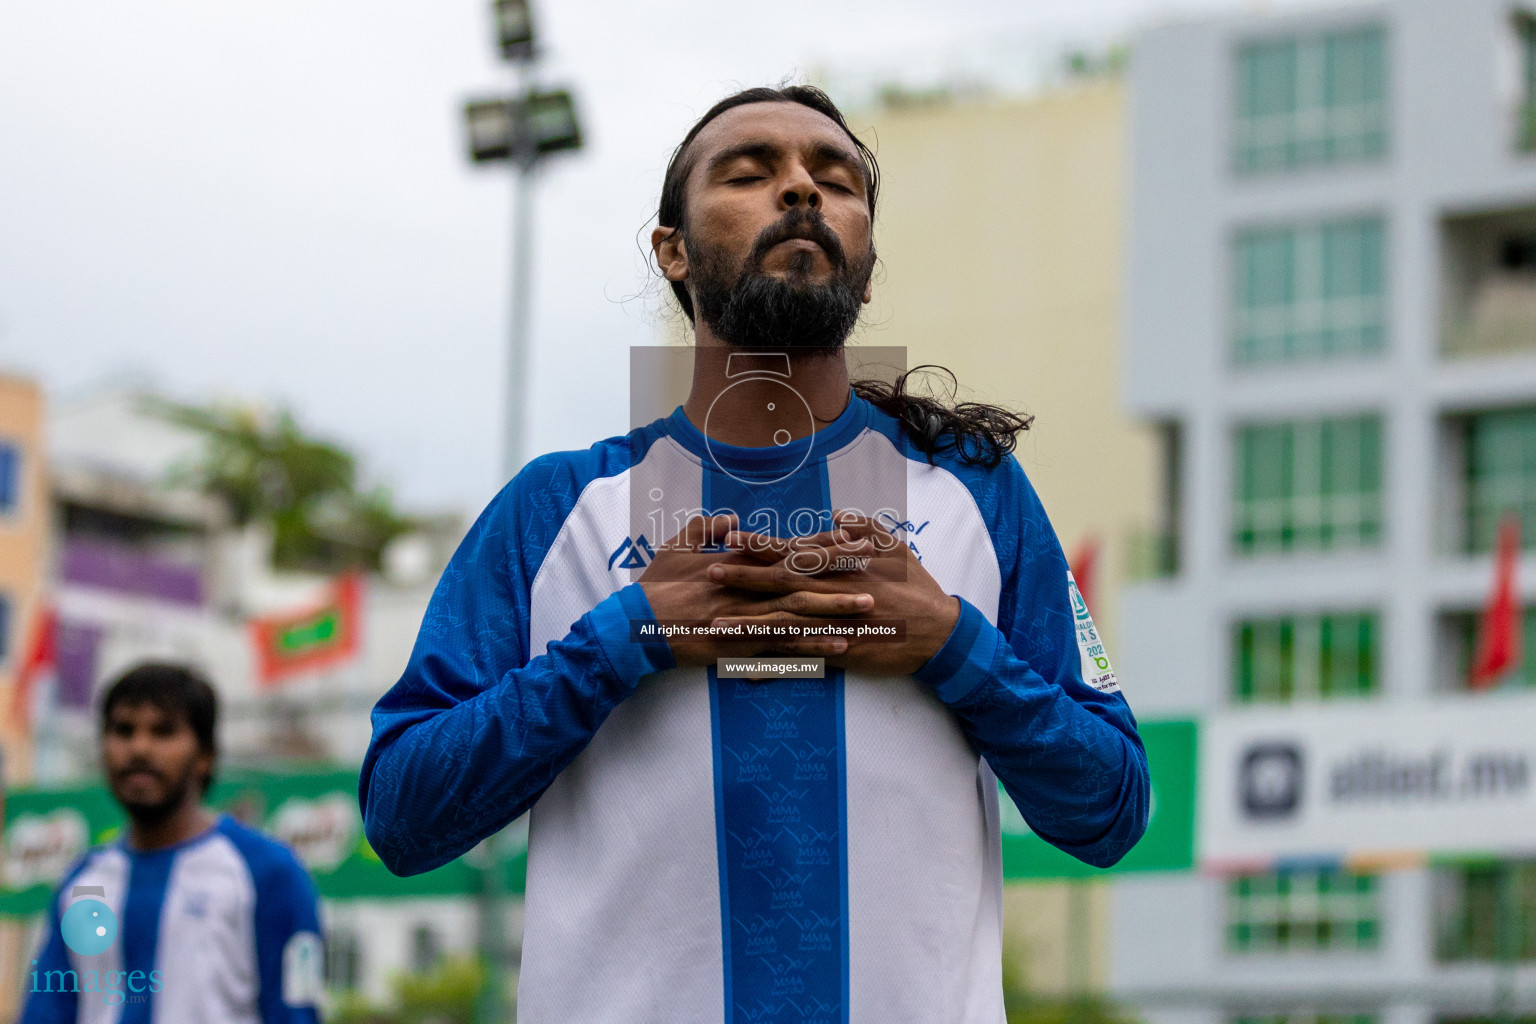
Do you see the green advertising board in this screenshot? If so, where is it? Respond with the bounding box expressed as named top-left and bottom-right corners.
top-left (0, 718), bottom-right (1196, 914)
top-left (0, 768), bottom-right (527, 917)
top-left (1000, 718), bottom-right (1197, 879)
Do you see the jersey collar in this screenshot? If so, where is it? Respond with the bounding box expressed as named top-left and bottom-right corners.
top-left (662, 389), bottom-right (870, 476)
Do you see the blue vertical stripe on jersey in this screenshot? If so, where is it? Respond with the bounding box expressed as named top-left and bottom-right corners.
top-left (119, 847), bottom-right (175, 1024)
top-left (704, 457), bottom-right (849, 1024)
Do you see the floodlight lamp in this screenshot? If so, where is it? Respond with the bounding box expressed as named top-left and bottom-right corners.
top-left (464, 99), bottom-right (515, 162)
top-left (494, 0), bottom-right (535, 62)
top-left (524, 89), bottom-right (582, 156)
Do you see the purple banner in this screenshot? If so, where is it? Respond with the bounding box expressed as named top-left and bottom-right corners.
top-left (54, 620), bottom-right (104, 709)
top-left (60, 539), bottom-right (203, 606)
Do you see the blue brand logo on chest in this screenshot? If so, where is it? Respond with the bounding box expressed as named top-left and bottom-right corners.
top-left (607, 535), bottom-right (656, 570)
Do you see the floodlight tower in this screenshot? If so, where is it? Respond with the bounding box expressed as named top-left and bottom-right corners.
top-left (461, 11), bottom-right (583, 1022)
top-left (463, 0), bottom-right (583, 481)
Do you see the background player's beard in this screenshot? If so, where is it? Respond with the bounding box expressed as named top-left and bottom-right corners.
top-left (111, 759), bottom-right (200, 826)
top-left (685, 206), bottom-right (873, 350)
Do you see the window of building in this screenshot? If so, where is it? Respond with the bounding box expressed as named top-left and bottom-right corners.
top-left (1234, 26), bottom-right (1388, 174)
top-left (325, 926), bottom-right (362, 990)
top-left (1234, 416), bottom-right (1384, 555)
top-left (1233, 612), bottom-right (1378, 702)
top-left (1464, 408), bottom-right (1536, 553)
top-left (0, 442), bottom-right (19, 517)
top-left (409, 924), bottom-right (441, 975)
top-left (1434, 859), bottom-right (1536, 961)
top-left (1442, 608), bottom-right (1536, 690)
top-left (1234, 217), bottom-right (1386, 363)
top-left (1129, 421), bottom-right (1183, 580)
top-left (1518, 13), bottom-right (1536, 152)
top-left (1227, 869), bottom-right (1381, 953)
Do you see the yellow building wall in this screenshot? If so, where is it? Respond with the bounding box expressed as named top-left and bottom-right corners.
top-left (854, 81), bottom-right (1156, 652)
top-left (853, 82), bottom-right (1152, 998)
top-left (0, 373), bottom-right (47, 783)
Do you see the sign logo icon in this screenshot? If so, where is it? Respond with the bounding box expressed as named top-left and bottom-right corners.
top-left (1240, 742), bottom-right (1305, 820)
top-left (60, 885), bottom-right (116, 955)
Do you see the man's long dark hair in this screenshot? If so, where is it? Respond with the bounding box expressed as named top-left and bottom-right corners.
top-left (657, 84), bottom-right (1033, 468)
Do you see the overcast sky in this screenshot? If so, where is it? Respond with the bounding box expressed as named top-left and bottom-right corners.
top-left (0, 0), bottom-right (1313, 516)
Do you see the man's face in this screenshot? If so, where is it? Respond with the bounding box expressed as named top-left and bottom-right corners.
top-left (101, 702), bottom-right (210, 823)
top-left (660, 102), bottom-right (876, 348)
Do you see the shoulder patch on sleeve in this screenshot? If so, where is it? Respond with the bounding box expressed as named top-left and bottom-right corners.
top-left (282, 930), bottom-right (324, 1006)
top-left (1068, 570), bottom-right (1120, 694)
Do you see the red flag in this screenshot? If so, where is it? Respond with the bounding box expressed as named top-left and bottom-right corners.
top-left (11, 603), bottom-right (57, 729)
top-left (1472, 514), bottom-right (1523, 690)
top-left (1071, 536), bottom-right (1100, 615)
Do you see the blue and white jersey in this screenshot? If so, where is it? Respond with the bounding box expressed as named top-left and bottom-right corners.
top-left (362, 393), bottom-right (1149, 1024)
top-left (21, 815), bottom-right (324, 1024)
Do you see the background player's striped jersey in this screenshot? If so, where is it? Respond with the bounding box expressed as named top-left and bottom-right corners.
top-left (22, 815), bottom-right (323, 1024)
top-left (362, 393), bottom-right (1149, 1023)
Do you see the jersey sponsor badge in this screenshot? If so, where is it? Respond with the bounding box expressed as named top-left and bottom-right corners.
top-left (282, 930), bottom-right (324, 1007)
top-left (1067, 570), bottom-right (1120, 694)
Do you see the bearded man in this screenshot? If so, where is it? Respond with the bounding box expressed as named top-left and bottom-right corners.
top-left (361, 84), bottom-right (1148, 1023)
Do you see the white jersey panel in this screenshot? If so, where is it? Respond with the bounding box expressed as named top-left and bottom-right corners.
top-left (520, 441), bottom-right (724, 1023)
top-left (64, 849), bottom-right (129, 1024)
top-left (151, 834), bottom-right (259, 1024)
top-left (829, 441), bottom-right (1006, 1023)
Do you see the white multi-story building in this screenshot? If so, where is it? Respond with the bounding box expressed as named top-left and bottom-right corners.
top-left (1118, 3), bottom-right (1536, 1024)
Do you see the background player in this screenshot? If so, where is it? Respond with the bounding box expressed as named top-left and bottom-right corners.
top-left (21, 662), bottom-right (324, 1024)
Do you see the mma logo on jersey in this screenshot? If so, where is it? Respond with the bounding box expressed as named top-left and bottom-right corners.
top-left (1068, 570), bottom-right (1121, 694)
top-left (607, 535), bottom-right (656, 570)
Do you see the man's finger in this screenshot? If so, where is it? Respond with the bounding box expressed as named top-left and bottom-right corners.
top-left (667, 513), bottom-right (738, 552)
top-left (723, 529), bottom-right (871, 563)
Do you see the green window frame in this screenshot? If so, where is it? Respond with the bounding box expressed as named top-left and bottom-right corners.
top-left (1519, 14), bottom-right (1536, 152)
top-left (1234, 25), bottom-right (1388, 174)
top-left (1233, 612), bottom-right (1377, 703)
top-left (1234, 217), bottom-right (1387, 363)
top-left (1465, 408), bottom-right (1536, 553)
top-left (1434, 859), bottom-right (1536, 962)
top-left (1234, 415), bottom-right (1384, 555)
top-left (1227, 869), bottom-right (1381, 953)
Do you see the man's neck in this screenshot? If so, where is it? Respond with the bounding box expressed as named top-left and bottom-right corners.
top-left (127, 800), bottom-right (216, 852)
top-left (681, 325), bottom-right (851, 447)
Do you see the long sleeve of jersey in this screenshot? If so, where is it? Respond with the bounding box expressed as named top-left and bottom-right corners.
top-left (18, 885), bottom-right (78, 1024)
top-left (359, 462), bottom-right (675, 877)
top-left (914, 456), bottom-right (1150, 869)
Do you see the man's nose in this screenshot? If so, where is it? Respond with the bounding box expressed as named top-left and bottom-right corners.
top-left (780, 167), bottom-right (821, 211)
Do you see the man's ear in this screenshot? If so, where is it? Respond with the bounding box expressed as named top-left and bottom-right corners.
top-left (651, 226), bottom-right (689, 283)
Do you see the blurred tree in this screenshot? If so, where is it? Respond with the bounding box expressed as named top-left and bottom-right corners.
top-left (326, 955), bottom-right (487, 1024)
top-left (1002, 928), bottom-right (1142, 1024)
top-left (151, 398), bottom-right (416, 572)
top-left (394, 955), bottom-right (485, 1024)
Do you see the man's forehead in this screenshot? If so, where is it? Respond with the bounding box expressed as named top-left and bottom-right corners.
top-left (691, 101), bottom-right (858, 163)
top-left (107, 700), bottom-right (182, 724)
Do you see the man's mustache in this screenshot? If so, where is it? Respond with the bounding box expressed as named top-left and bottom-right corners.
top-left (746, 208), bottom-right (848, 272)
top-left (113, 762), bottom-right (164, 783)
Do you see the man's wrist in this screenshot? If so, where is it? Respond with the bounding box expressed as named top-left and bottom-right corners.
top-left (589, 584), bottom-right (676, 685)
top-left (913, 597), bottom-right (1001, 704)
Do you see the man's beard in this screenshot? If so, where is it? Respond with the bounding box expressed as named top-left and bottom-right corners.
top-left (110, 760), bottom-right (199, 826)
top-left (686, 207), bottom-right (874, 350)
